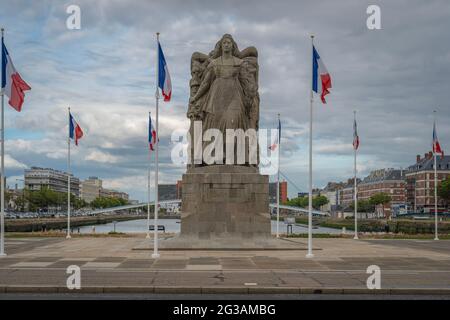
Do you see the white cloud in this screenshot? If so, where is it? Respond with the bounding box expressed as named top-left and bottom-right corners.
top-left (85, 150), bottom-right (120, 164)
top-left (5, 154), bottom-right (28, 170)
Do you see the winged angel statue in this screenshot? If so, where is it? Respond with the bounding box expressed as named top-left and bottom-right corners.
top-left (187, 34), bottom-right (260, 167)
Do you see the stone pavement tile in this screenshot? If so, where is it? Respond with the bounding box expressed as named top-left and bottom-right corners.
top-left (117, 259), bottom-right (155, 269)
top-left (79, 271), bottom-right (157, 287)
top-left (281, 260), bottom-right (330, 271)
top-left (220, 257), bottom-right (258, 269)
top-left (151, 259), bottom-right (187, 269)
top-left (151, 271), bottom-right (219, 286)
top-left (60, 257), bottom-right (95, 261)
top-left (10, 261), bottom-right (54, 268)
top-left (185, 265), bottom-right (222, 271)
top-left (251, 256), bottom-right (290, 269)
top-left (93, 257), bottom-right (127, 262)
top-left (188, 257), bottom-right (220, 265)
top-left (274, 272), bottom-right (324, 287)
top-left (0, 258), bottom-right (24, 267)
top-left (29, 257), bottom-right (62, 262)
top-left (307, 272), bottom-right (366, 288)
top-left (221, 271), bottom-right (281, 286)
top-left (0, 269), bottom-right (66, 286)
top-left (82, 262), bottom-right (121, 268)
top-left (47, 260), bottom-right (92, 268)
top-left (317, 260), bottom-right (369, 271)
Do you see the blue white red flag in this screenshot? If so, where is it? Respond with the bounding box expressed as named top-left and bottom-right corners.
top-left (2, 36), bottom-right (31, 112)
top-left (353, 118), bottom-right (359, 150)
top-left (69, 112), bottom-right (83, 146)
top-left (433, 120), bottom-right (444, 157)
top-left (158, 42), bottom-right (172, 102)
top-left (149, 114), bottom-right (157, 151)
top-left (312, 45), bottom-right (331, 104)
top-left (269, 118), bottom-right (281, 151)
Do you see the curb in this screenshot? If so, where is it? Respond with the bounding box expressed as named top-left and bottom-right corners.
top-left (1, 286), bottom-right (450, 295)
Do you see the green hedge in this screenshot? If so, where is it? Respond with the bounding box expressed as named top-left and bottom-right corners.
top-left (294, 217), bottom-right (450, 234)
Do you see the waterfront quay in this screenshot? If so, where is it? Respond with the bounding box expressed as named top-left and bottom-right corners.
top-left (0, 236), bottom-right (449, 297)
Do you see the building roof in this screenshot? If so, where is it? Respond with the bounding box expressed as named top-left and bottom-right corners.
top-left (360, 169), bottom-right (404, 185)
top-left (407, 154), bottom-right (450, 173)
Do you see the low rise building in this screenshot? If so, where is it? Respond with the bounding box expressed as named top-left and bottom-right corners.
top-left (100, 188), bottom-right (129, 201)
top-left (24, 167), bottom-right (80, 197)
top-left (358, 168), bottom-right (406, 218)
top-left (341, 178), bottom-right (359, 210)
top-left (80, 176), bottom-right (103, 203)
top-left (405, 152), bottom-right (450, 213)
top-left (269, 181), bottom-right (288, 204)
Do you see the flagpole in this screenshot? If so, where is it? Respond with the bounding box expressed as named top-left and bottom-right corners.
top-left (353, 111), bottom-right (359, 240)
top-left (306, 34), bottom-right (314, 259)
top-left (152, 32), bottom-right (160, 259)
top-left (146, 112), bottom-right (151, 239)
top-left (276, 113), bottom-right (280, 238)
top-left (434, 110), bottom-right (439, 241)
top-left (0, 27), bottom-right (6, 256)
top-left (67, 107), bottom-right (71, 239)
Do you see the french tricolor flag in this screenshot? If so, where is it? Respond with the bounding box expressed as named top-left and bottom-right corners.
top-left (433, 120), bottom-right (444, 158)
top-left (158, 41), bottom-right (172, 102)
top-left (69, 112), bottom-right (83, 146)
top-left (269, 118), bottom-right (281, 151)
top-left (312, 45), bottom-right (332, 104)
top-left (149, 113), bottom-right (157, 151)
top-left (1, 36), bottom-right (31, 112)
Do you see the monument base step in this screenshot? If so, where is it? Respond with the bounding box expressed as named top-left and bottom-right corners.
top-left (133, 236), bottom-right (320, 251)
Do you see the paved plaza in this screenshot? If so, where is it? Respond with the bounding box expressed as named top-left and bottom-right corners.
top-left (0, 236), bottom-right (449, 296)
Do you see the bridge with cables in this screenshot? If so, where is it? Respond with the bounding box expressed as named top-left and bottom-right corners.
top-left (86, 198), bottom-right (328, 217)
top-left (86, 166), bottom-right (328, 216)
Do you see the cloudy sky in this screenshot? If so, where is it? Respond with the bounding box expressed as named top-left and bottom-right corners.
top-left (1, 0), bottom-right (449, 201)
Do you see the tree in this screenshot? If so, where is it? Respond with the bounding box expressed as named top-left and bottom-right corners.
top-left (350, 199), bottom-right (375, 213)
top-left (312, 195), bottom-right (329, 210)
top-left (91, 196), bottom-right (128, 209)
top-left (286, 195), bottom-right (329, 210)
top-left (369, 193), bottom-right (392, 218)
top-left (438, 176), bottom-right (450, 205)
top-left (286, 196), bottom-right (308, 208)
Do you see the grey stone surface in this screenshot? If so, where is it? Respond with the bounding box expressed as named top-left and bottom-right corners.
top-left (180, 165), bottom-right (270, 240)
top-left (2, 238), bottom-right (450, 294)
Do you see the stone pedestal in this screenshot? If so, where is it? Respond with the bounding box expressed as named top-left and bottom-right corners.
top-left (180, 165), bottom-right (271, 239)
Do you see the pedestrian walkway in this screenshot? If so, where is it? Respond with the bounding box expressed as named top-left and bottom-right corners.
top-left (0, 237), bottom-right (449, 295)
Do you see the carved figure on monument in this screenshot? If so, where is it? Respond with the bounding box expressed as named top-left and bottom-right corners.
top-left (187, 34), bottom-right (259, 167)
top-left (176, 35), bottom-right (270, 241)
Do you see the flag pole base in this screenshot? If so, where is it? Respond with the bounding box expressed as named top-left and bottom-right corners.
top-left (0, 253), bottom-right (6, 257)
top-left (305, 253), bottom-right (314, 259)
top-left (353, 234), bottom-right (359, 240)
top-left (66, 234), bottom-right (71, 239)
top-left (434, 237), bottom-right (439, 241)
top-left (146, 233), bottom-right (151, 239)
top-left (151, 253), bottom-right (160, 259)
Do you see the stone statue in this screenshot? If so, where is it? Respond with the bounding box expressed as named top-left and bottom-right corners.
top-left (187, 34), bottom-right (259, 167)
top-left (178, 35), bottom-right (270, 241)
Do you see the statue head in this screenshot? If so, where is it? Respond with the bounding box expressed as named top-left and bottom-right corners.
top-left (210, 34), bottom-right (240, 58)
